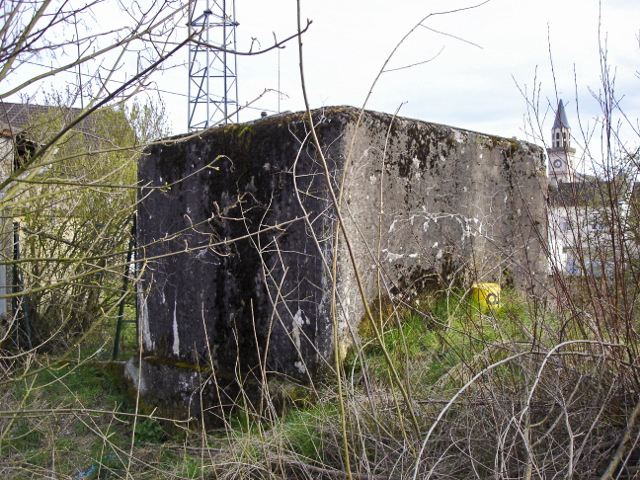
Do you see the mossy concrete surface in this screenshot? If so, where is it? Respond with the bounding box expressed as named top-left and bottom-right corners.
top-left (134, 106), bottom-right (547, 420)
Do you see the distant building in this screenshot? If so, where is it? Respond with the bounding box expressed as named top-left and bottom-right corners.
top-left (0, 103), bottom-right (57, 323)
top-left (0, 102), bottom-right (85, 176)
top-left (547, 100), bottom-right (577, 185)
top-left (0, 102), bottom-right (87, 325)
top-left (547, 100), bottom-right (635, 276)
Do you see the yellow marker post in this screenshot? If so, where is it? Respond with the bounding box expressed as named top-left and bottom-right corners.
top-left (471, 283), bottom-right (501, 313)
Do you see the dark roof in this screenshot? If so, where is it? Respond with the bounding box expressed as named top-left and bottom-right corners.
top-left (550, 178), bottom-right (632, 207)
top-left (553, 100), bottom-right (570, 130)
top-left (549, 181), bottom-right (593, 207)
top-left (0, 102), bottom-right (84, 135)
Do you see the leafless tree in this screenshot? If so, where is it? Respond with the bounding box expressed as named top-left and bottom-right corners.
top-left (1, 1), bottom-right (639, 479)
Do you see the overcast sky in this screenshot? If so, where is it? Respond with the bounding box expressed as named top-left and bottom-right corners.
top-left (6, 0), bottom-right (639, 155)
top-left (155, 0), bottom-right (638, 153)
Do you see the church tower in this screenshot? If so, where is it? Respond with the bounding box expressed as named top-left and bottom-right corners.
top-left (547, 100), bottom-right (576, 184)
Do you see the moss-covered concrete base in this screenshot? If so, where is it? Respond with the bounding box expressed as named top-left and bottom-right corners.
top-left (124, 356), bottom-right (247, 427)
top-left (124, 355), bottom-right (308, 427)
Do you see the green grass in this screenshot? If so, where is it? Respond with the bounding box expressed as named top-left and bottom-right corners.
top-left (134, 418), bottom-right (167, 444)
top-left (13, 362), bottom-right (130, 410)
top-left (1, 360), bottom-right (141, 477)
top-left (4, 287), bottom-right (615, 479)
top-left (346, 288), bottom-right (536, 392)
top-left (281, 404), bottom-right (340, 464)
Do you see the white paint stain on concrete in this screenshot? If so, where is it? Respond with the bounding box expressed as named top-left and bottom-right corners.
top-left (294, 361), bottom-right (306, 374)
top-left (292, 309), bottom-right (305, 373)
top-left (453, 130), bottom-right (465, 143)
top-left (381, 249), bottom-right (404, 262)
top-left (172, 298), bottom-right (179, 357)
top-left (294, 308), bottom-right (306, 327)
top-left (139, 294), bottom-right (154, 351)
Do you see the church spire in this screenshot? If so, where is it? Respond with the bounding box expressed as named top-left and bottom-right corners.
top-left (548, 99), bottom-right (576, 184)
top-left (553, 99), bottom-right (570, 130)
top-left (551, 100), bottom-right (571, 149)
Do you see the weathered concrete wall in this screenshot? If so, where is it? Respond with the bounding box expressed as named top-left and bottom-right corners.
top-left (134, 106), bottom-right (547, 418)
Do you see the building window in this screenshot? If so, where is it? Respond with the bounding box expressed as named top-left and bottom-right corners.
top-left (567, 259), bottom-right (581, 275)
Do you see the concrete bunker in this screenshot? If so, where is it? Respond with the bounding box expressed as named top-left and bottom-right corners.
top-left (132, 106), bottom-right (547, 421)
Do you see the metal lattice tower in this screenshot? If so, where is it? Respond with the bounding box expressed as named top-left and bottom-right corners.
top-left (188, 0), bottom-right (239, 131)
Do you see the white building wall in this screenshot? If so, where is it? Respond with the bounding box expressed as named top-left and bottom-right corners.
top-left (548, 200), bottom-right (623, 277)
